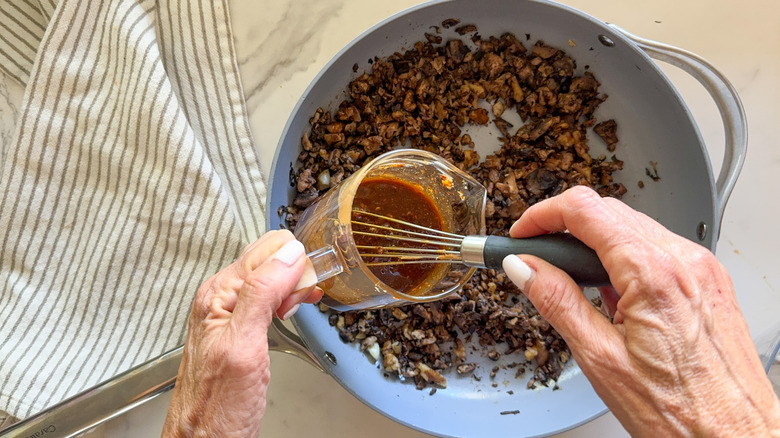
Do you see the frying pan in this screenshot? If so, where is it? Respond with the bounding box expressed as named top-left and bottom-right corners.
top-left (265, 0), bottom-right (745, 436)
top-left (1, 0), bottom-right (745, 437)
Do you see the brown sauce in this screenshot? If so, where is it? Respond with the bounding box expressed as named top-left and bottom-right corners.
top-left (351, 177), bottom-right (445, 295)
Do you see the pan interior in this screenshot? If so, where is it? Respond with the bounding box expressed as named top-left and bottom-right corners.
top-left (269, 0), bottom-right (716, 436)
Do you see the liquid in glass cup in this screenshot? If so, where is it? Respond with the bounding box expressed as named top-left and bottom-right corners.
top-left (293, 149), bottom-right (486, 311)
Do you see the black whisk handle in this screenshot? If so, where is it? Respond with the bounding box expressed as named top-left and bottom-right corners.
top-left (482, 234), bottom-right (610, 287)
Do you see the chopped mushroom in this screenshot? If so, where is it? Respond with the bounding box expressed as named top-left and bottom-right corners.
top-left (441, 18), bottom-right (460, 29)
top-left (594, 119), bottom-right (619, 151)
top-left (417, 362), bottom-right (447, 387)
top-left (457, 363), bottom-right (477, 375)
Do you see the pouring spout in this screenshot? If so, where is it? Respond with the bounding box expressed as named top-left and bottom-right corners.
top-left (307, 245), bottom-right (346, 284)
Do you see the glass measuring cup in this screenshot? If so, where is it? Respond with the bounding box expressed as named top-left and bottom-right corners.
top-left (294, 149), bottom-right (486, 311)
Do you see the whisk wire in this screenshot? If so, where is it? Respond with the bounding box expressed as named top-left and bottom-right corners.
top-left (351, 209), bottom-right (466, 266)
top-left (351, 227), bottom-right (462, 248)
top-left (352, 210), bottom-right (465, 239)
top-left (356, 259), bottom-right (462, 266)
top-left (355, 245), bottom-right (459, 255)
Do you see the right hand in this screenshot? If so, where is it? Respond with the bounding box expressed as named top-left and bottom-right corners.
top-left (502, 186), bottom-right (780, 437)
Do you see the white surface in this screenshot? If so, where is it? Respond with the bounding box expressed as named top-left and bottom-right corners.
top-left (2, 0), bottom-right (779, 436)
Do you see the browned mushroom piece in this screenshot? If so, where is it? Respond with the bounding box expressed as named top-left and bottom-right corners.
top-left (594, 119), bottom-right (619, 151)
top-left (441, 18), bottom-right (460, 29)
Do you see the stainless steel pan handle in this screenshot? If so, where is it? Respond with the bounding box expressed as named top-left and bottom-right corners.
top-left (267, 318), bottom-right (325, 372)
top-left (609, 24), bottom-right (748, 226)
top-left (0, 320), bottom-right (323, 438)
top-left (0, 347), bottom-right (182, 438)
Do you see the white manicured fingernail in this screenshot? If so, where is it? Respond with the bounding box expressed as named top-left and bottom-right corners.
top-left (502, 255), bottom-right (535, 292)
top-left (294, 265), bottom-right (318, 291)
top-left (270, 240), bottom-right (305, 266)
top-left (281, 303), bottom-right (301, 320)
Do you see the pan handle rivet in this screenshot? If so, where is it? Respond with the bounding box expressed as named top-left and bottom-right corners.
top-left (598, 35), bottom-right (615, 47)
top-left (696, 222), bottom-right (707, 241)
top-left (324, 351), bottom-right (337, 365)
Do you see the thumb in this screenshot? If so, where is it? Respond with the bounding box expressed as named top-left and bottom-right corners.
top-left (233, 240), bottom-right (309, 330)
top-left (502, 254), bottom-right (617, 352)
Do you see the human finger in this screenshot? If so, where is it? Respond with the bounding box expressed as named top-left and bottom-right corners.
top-left (304, 287), bottom-right (324, 304)
top-left (240, 231), bottom-right (323, 293)
top-left (600, 196), bottom-right (677, 244)
top-left (232, 240), bottom-right (312, 330)
top-left (233, 229), bottom-right (298, 279)
top-left (507, 186), bottom-right (685, 295)
top-left (275, 258), bottom-right (327, 319)
top-left (189, 269), bottom-right (246, 323)
top-left (502, 254), bottom-right (622, 354)
top-left (239, 230), bottom-right (280, 257)
top-left (275, 286), bottom-right (314, 321)
top-left (192, 231), bottom-right (294, 321)
top-left (508, 186), bottom-right (647, 254)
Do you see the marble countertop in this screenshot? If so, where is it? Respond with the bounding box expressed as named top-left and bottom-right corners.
top-left (1, 0), bottom-right (779, 436)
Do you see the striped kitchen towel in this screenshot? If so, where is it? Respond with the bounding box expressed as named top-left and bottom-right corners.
top-left (0, 0), bottom-right (267, 419)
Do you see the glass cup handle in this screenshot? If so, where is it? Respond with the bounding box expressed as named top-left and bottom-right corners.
top-left (307, 245), bottom-right (345, 283)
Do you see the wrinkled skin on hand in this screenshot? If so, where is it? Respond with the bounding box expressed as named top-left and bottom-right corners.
top-left (505, 186), bottom-right (780, 437)
top-left (162, 230), bottom-right (323, 438)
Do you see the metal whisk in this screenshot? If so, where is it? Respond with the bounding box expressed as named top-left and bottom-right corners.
top-left (351, 210), bottom-right (610, 287)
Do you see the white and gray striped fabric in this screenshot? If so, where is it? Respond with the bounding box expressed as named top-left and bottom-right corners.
top-left (0, 0), bottom-right (46, 85)
top-left (0, 0), bottom-right (267, 419)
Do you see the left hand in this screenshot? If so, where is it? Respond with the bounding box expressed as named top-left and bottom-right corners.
top-left (162, 230), bottom-right (322, 437)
